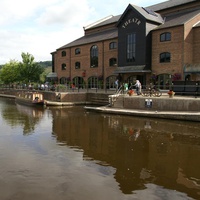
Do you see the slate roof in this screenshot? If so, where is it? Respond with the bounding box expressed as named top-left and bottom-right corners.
top-left (58, 28), bottom-right (117, 50)
top-left (147, 0), bottom-right (196, 12)
top-left (154, 9), bottom-right (200, 30)
top-left (85, 15), bottom-right (121, 30)
top-left (128, 4), bottom-right (164, 24)
top-left (56, 0), bottom-right (199, 50)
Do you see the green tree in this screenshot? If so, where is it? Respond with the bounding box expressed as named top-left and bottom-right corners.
top-left (19, 52), bottom-right (44, 83)
top-left (0, 60), bottom-right (20, 84)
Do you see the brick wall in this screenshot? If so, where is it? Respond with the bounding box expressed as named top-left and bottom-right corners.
top-left (152, 26), bottom-right (184, 75)
top-left (123, 96), bottom-right (200, 111)
top-left (55, 39), bottom-right (118, 82)
top-left (193, 27), bottom-right (200, 63)
top-left (184, 14), bottom-right (200, 64)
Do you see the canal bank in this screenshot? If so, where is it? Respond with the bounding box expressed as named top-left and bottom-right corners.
top-left (84, 105), bottom-right (200, 122)
top-left (85, 93), bottom-right (200, 121)
top-left (0, 89), bottom-right (200, 121)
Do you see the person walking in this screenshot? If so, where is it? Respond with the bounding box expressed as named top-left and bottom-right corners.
top-left (134, 80), bottom-right (142, 95)
top-left (115, 79), bottom-right (119, 91)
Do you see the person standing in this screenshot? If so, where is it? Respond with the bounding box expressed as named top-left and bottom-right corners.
top-left (124, 83), bottom-right (128, 91)
top-left (135, 80), bottom-right (142, 95)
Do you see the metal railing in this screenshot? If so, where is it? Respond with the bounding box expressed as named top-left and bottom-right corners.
top-left (0, 81), bottom-right (200, 97)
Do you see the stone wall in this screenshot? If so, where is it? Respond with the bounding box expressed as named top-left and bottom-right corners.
top-left (0, 89), bottom-right (110, 105)
top-left (122, 96), bottom-right (200, 112)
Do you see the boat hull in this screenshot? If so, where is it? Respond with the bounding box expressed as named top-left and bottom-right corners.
top-left (15, 97), bottom-right (45, 107)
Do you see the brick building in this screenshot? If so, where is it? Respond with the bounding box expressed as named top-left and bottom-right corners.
top-left (51, 0), bottom-right (200, 89)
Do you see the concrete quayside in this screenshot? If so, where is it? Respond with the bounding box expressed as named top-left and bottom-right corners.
top-left (84, 93), bottom-right (200, 121)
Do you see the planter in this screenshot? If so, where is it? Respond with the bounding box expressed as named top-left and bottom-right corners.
top-left (127, 90), bottom-right (134, 96)
top-left (169, 94), bottom-right (174, 98)
top-left (168, 91), bottom-right (175, 98)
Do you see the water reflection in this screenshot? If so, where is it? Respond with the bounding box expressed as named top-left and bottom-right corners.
top-left (0, 97), bottom-right (45, 135)
top-left (1, 97), bottom-right (200, 200)
top-left (50, 107), bottom-right (200, 199)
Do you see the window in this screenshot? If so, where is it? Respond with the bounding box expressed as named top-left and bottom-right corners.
top-left (62, 63), bottom-right (66, 70)
top-left (88, 76), bottom-right (98, 88)
top-left (61, 51), bottom-right (66, 57)
top-left (127, 33), bottom-right (136, 63)
top-left (109, 58), bottom-right (117, 66)
top-left (75, 62), bottom-right (80, 69)
top-left (109, 42), bottom-right (117, 49)
top-left (75, 48), bottom-right (81, 55)
top-left (160, 32), bottom-right (171, 42)
top-left (90, 45), bottom-right (98, 67)
top-left (160, 52), bottom-right (171, 63)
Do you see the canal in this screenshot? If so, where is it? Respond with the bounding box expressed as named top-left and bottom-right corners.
top-left (0, 97), bottom-right (200, 200)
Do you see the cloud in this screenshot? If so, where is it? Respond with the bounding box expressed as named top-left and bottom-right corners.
top-left (0, 0), bottom-right (164, 64)
top-left (36, 1), bottom-right (91, 27)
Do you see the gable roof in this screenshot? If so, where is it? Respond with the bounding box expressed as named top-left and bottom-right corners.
top-left (57, 28), bottom-right (117, 50)
top-left (130, 4), bottom-right (164, 23)
top-left (147, 0), bottom-right (196, 12)
top-left (116, 4), bottom-right (164, 27)
top-left (154, 9), bottom-right (200, 30)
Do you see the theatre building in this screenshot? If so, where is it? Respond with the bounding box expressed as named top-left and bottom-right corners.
top-left (51, 0), bottom-right (200, 89)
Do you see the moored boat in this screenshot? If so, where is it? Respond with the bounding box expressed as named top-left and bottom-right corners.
top-left (15, 91), bottom-right (45, 107)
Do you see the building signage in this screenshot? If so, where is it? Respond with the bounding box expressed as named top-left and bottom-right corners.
top-left (145, 99), bottom-right (152, 108)
top-left (122, 18), bottom-right (141, 28)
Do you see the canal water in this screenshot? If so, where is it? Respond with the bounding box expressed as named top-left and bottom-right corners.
top-left (0, 97), bottom-right (200, 200)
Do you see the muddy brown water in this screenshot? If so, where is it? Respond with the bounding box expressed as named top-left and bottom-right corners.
top-left (0, 97), bottom-right (200, 200)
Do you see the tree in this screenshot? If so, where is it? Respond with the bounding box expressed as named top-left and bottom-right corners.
top-left (19, 52), bottom-right (44, 83)
top-left (0, 60), bottom-right (20, 84)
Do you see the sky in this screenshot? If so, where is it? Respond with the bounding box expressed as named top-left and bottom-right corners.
top-left (0, 0), bottom-right (165, 64)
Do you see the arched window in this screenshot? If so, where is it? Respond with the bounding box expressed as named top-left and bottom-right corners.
top-left (75, 62), bottom-right (80, 69)
top-left (60, 77), bottom-right (66, 84)
top-left (62, 63), bottom-right (66, 70)
top-left (88, 76), bottom-right (98, 88)
top-left (109, 42), bottom-right (117, 49)
top-left (75, 48), bottom-right (81, 55)
top-left (106, 75), bottom-right (117, 89)
top-left (157, 74), bottom-right (172, 89)
top-left (90, 45), bottom-right (98, 68)
top-left (109, 58), bottom-right (117, 66)
top-left (160, 52), bottom-right (171, 63)
top-left (160, 32), bottom-right (171, 42)
top-left (61, 51), bottom-right (66, 57)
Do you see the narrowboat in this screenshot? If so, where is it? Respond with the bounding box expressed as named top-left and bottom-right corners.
top-left (15, 91), bottom-right (45, 107)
